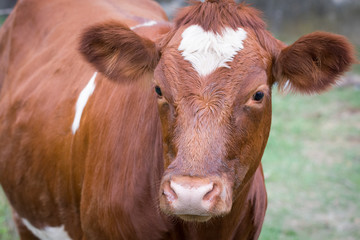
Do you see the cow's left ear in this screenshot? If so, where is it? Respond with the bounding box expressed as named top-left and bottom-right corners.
top-left (79, 21), bottom-right (160, 82)
top-left (273, 32), bottom-right (356, 94)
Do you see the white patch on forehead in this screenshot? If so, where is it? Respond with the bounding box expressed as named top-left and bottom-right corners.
top-left (72, 72), bottom-right (97, 134)
top-left (178, 24), bottom-right (247, 77)
top-left (22, 218), bottom-right (72, 240)
top-left (130, 20), bottom-right (157, 30)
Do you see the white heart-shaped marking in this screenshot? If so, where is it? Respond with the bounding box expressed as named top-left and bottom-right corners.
top-left (178, 25), bottom-right (247, 77)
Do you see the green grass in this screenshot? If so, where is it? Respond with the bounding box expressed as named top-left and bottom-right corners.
top-left (0, 16), bottom-right (6, 26)
top-left (0, 189), bottom-right (17, 240)
top-left (259, 86), bottom-right (360, 240)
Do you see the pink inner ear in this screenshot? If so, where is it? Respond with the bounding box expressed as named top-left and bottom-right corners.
top-left (274, 32), bottom-right (356, 94)
top-left (79, 21), bottom-right (160, 83)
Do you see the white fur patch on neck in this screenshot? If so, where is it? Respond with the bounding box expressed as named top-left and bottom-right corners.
top-left (130, 20), bottom-right (157, 30)
top-left (178, 25), bottom-right (247, 77)
top-left (72, 72), bottom-right (97, 134)
top-left (22, 218), bottom-right (72, 240)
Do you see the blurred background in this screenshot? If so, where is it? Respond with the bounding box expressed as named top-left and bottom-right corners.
top-left (0, 0), bottom-right (359, 239)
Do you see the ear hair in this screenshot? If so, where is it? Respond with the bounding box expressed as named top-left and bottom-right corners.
top-left (274, 32), bottom-right (356, 94)
top-left (79, 20), bottom-right (160, 82)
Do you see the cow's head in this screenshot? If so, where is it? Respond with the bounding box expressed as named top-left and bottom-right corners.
top-left (80, 0), bottom-right (355, 222)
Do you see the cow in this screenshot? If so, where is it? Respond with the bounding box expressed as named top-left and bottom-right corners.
top-left (0, 0), bottom-right (355, 239)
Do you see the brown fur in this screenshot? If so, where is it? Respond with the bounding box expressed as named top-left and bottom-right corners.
top-left (0, 0), bottom-right (355, 239)
top-left (274, 32), bottom-right (356, 93)
top-left (79, 21), bottom-right (161, 82)
top-left (174, 1), bottom-right (266, 33)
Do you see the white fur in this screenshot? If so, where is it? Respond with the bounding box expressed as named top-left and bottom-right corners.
top-left (178, 25), bottom-right (247, 76)
top-left (22, 218), bottom-right (72, 240)
top-left (130, 20), bottom-right (157, 30)
top-left (283, 79), bottom-right (292, 92)
top-left (72, 72), bottom-right (97, 134)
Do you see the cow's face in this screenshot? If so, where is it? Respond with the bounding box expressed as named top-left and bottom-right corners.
top-left (80, 3), bottom-right (354, 223)
top-left (154, 25), bottom-right (273, 221)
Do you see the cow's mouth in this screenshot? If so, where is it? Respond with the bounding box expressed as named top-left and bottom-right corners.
top-left (177, 214), bottom-right (212, 222)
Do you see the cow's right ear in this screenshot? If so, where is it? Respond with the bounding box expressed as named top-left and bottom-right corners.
top-left (79, 21), bottom-right (160, 82)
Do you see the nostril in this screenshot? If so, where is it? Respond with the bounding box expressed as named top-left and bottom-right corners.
top-left (162, 181), bottom-right (177, 202)
top-left (203, 183), bottom-right (221, 202)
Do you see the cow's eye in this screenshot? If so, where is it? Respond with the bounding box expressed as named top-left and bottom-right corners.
top-left (252, 91), bottom-right (264, 101)
top-left (155, 86), bottom-right (162, 97)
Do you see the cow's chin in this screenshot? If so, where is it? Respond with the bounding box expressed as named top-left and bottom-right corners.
top-left (177, 215), bottom-right (212, 222)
